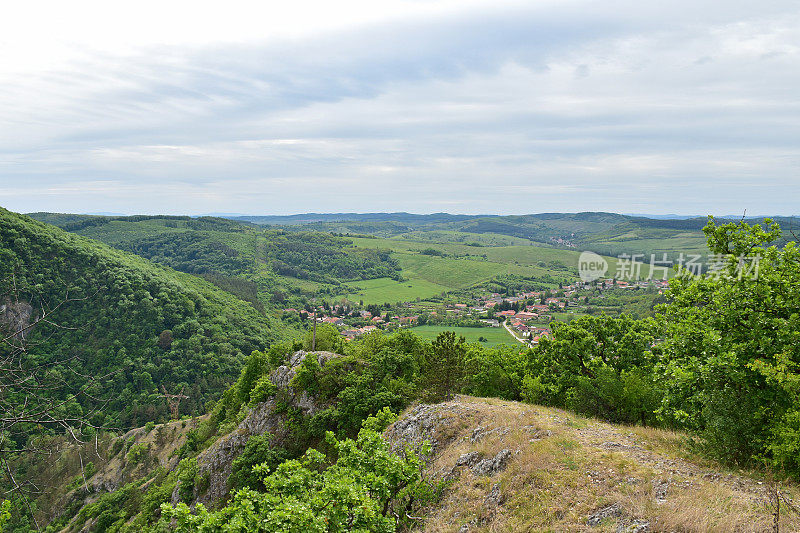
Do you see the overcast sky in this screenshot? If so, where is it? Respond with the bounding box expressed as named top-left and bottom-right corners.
top-left (1, 0), bottom-right (798, 216)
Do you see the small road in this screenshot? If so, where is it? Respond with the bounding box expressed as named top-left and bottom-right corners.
top-left (502, 320), bottom-right (529, 345)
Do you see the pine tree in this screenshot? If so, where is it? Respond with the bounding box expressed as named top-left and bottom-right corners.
top-left (424, 331), bottom-right (466, 402)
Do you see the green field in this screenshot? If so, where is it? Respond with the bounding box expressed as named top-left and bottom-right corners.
top-left (410, 325), bottom-right (518, 346)
top-left (396, 229), bottom-right (537, 247)
top-left (344, 277), bottom-right (451, 304)
top-left (343, 237), bottom-right (661, 303)
top-left (346, 237), bottom-right (579, 303)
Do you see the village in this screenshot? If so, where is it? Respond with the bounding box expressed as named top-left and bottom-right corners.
top-left (282, 276), bottom-right (670, 346)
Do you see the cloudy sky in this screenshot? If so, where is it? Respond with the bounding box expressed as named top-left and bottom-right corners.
top-left (1, 0), bottom-right (798, 215)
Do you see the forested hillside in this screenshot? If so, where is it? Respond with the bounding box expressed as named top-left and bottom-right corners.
top-left (27, 213), bottom-right (402, 306)
top-left (0, 209), bottom-right (288, 432)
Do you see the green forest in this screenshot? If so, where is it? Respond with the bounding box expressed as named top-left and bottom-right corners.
top-left (0, 209), bottom-right (289, 433)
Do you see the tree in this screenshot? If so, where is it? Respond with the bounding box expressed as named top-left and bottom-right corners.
top-left (659, 217), bottom-right (800, 472)
top-left (0, 275), bottom-right (112, 528)
top-left (524, 314), bottom-right (662, 424)
top-left (303, 324), bottom-right (341, 353)
top-left (157, 329), bottom-right (173, 350)
top-left (423, 331), bottom-right (467, 402)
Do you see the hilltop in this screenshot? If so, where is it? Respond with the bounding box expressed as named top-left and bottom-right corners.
top-left (387, 396), bottom-right (799, 532)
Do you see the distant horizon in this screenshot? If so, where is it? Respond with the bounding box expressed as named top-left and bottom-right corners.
top-left (19, 208), bottom-right (798, 220)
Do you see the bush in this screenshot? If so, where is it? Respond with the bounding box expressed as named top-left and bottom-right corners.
top-left (249, 376), bottom-right (277, 406)
top-left (176, 458), bottom-right (198, 504)
top-left (126, 443), bottom-right (149, 465)
top-left (568, 367), bottom-right (662, 425)
top-left (162, 412), bottom-right (426, 532)
top-left (228, 435), bottom-right (290, 491)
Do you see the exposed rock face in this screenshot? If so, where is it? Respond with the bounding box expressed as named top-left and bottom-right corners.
top-left (91, 420), bottom-right (194, 495)
top-left (451, 449), bottom-right (512, 477)
top-left (384, 400), bottom-right (478, 460)
top-left (471, 449), bottom-right (512, 476)
top-left (587, 503), bottom-right (622, 526)
top-left (193, 351), bottom-right (339, 506)
top-left (0, 299), bottom-right (33, 339)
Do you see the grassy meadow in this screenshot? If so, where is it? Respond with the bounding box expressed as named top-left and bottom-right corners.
top-left (344, 277), bottom-right (451, 304)
top-left (344, 236), bottom-right (661, 303)
top-left (410, 324), bottom-right (518, 346)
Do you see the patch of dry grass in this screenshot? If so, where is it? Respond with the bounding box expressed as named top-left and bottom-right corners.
top-left (405, 396), bottom-right (800, 532)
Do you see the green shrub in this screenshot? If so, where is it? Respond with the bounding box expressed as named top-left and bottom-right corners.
top-left (176, 458), bottom-right (198, 504)
top-left (568, 367), bottom-right (662, 425)
top-left (248, 376), bottom-right (277, 406)
top-left (126, 443), bottom-right (149, 465)
top-left (163, 412), bottom-right (426, 532)
top-left (228, 435), bottom-right (290, 491)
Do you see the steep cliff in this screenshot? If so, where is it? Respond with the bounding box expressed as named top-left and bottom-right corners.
top-left (186, 350), bottom-right (340, 506)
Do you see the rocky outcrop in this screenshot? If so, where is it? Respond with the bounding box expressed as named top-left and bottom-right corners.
top-left (384, 400), bottom-right (481, 460)
top-left (471, 449), bottom-right (512, 476)
top-left (451, 449), bottom-right (512, 477)
top-left (193, 351), bottom-right (339, 506)
top-left (0, 299), bottom-right (33, 339)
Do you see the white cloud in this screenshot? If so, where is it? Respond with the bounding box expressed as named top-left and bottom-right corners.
top-left (0, 0), bottom-right (799, 215)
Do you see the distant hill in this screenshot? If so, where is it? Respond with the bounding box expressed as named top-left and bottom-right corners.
top-left (0, 209), bottom-right (286, 429)
top-left (222, 211), bottom-right (796, 260)
top-left (26, 211), bottom-right (796, 309)
top-left (231, 212), bottom-right (487, 225)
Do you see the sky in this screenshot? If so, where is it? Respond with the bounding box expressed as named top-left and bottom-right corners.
top-left (0, 0), bottom-right (798, 216)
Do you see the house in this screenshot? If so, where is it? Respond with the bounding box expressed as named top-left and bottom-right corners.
top-left (481, 319), bottom-right (500, 327)
top-left (514, 312), bottom-right (537, 320)
top-left (341, 329), bottom-right (360, 340)
top-left (497, 310), bottom-right (516, 317)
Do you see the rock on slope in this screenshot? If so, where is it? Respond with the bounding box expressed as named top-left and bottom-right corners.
top-left (384, 396), bottom-right (800, 532)
top-left (191, 350), bottom-right (339, 505)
